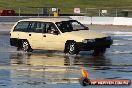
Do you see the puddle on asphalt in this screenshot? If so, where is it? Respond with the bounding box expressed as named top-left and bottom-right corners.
top-left (10, 52), bottom-right (112, 67)
top-left (0, 29), bottom-right (132, 87)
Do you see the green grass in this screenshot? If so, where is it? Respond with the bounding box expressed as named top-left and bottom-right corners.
top-left (0, 0), bottom-right (132, 14)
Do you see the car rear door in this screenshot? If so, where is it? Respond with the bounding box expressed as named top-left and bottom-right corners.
top-left (27, 21), bottom-right (45, 49)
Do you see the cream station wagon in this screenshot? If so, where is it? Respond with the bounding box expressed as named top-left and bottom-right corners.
top-left (10, 17), bottom-right (113, 55)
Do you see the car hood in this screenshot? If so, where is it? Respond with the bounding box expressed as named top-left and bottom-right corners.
top-left (64, 30), bottom-right (107, 40)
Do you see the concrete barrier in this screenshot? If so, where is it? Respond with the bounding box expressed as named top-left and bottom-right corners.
top-left (70, 16), bottom-right (115, 25)
top-left (113, 17), bottom-right (132, 26)
top-left (70, 16), bottom-right (91, 24)
top-left (70, 16), bottom-right (132, 26)
top-left (1, 16), bottom-right (132, 26)
top-left (70, 16), bottom-right (114, 25)
top-left (92, 17), bottom-right (114, 25)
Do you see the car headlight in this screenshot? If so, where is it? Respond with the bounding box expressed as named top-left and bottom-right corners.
top-left (82, 39), bottom-right (95, 43)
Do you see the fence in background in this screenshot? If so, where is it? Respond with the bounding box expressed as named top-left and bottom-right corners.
top-left (3, 7), bottom-right (132, 17)
top-left (84, 8), bottom-right (128, 17)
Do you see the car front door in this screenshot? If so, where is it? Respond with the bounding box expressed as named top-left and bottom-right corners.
top-left (42, 22), bottom-right (65, 51)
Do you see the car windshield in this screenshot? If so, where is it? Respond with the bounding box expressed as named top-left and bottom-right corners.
top-left (55, 20), bottom-right (88, 33)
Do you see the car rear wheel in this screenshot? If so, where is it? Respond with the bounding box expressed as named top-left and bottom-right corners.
top-left (66, 42), bottom-right (79, 55)
top-left (22, 40), bottom-right (32, 52)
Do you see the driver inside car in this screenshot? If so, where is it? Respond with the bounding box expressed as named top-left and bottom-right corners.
top-left (47, 25), bottom-right (58, 35)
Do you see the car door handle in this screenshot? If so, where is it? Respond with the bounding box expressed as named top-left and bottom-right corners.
top-left (29, 34), bottom-right (31, 36)
top-left (43, 35), bottom-right (46, 37)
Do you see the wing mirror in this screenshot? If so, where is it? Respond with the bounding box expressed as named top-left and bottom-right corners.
top-left (86, 27), bottom-right (89, 30)
top-left (53, 31), bottom-right (59, 35)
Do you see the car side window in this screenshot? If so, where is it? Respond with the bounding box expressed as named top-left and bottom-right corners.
top-left (28, 22), bottom-right (36, 32)
top-left (45, 22), bottom-right (59, 34)
top-left (14, 21), bottom-right (29, 32)
top-left (35, 22), bottom-right (45, 33)
top-left (70, 21), bottom-right (85, 30)
top-left (14, 21), bottom-right (58, 34)
top-left (28, 22), bottom-right (45, 33)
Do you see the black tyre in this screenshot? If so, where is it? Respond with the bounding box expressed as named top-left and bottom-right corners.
top-left (79, 77), bottom-right (91, 86)
top-left (17, 41), bottom-right (23, 51)
top-left (66, 42), bottom-right (79, 55)
top-left (22, 40), bottom-right (32, 52)
top-left (92, 48), bottom-right (106, 56)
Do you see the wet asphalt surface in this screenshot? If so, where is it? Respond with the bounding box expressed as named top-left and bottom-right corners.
top-left (0, 26), bottom-right (132, 88)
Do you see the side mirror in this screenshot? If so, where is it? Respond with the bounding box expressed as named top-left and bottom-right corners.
top-left (86, 27), bottom-right (89, 30)
top-left (53, 31), bottom-right (59, 35)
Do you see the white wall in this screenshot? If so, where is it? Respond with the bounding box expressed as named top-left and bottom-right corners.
top-left (70, 16), bottom-right (91, 24)
top-left (1, 16), bottom-right (132, 26)
top-left (92, 17), bottom-right (114, 25)
top-left (70, 16), bottom-right (132, 26)
top-left (113, 17), bottom-right (132, 26)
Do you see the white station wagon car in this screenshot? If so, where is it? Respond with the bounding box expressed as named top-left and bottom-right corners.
top-left (10, 17), bottom-right (113, 55)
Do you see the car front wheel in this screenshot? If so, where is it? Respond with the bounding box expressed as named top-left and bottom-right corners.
top-left (22, 40), bottom-right (32, 52)
top-left (66, 42), bottom-right (79, 55)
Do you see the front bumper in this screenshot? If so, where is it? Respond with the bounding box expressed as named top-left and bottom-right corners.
top-left (77, 37), bottom-right (113, 51)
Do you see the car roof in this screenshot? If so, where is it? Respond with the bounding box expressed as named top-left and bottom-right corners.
top-left (19, 17), bottom-right (72, 23)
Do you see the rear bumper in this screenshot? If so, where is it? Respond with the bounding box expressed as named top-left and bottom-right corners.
top-left (77, 37), bottom-right (113, 51)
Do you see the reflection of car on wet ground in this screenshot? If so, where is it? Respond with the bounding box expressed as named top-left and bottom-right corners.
top-left (10, 53), bottom-right (111, 69)
top-left (10, 17), bottom-right (113, 55)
